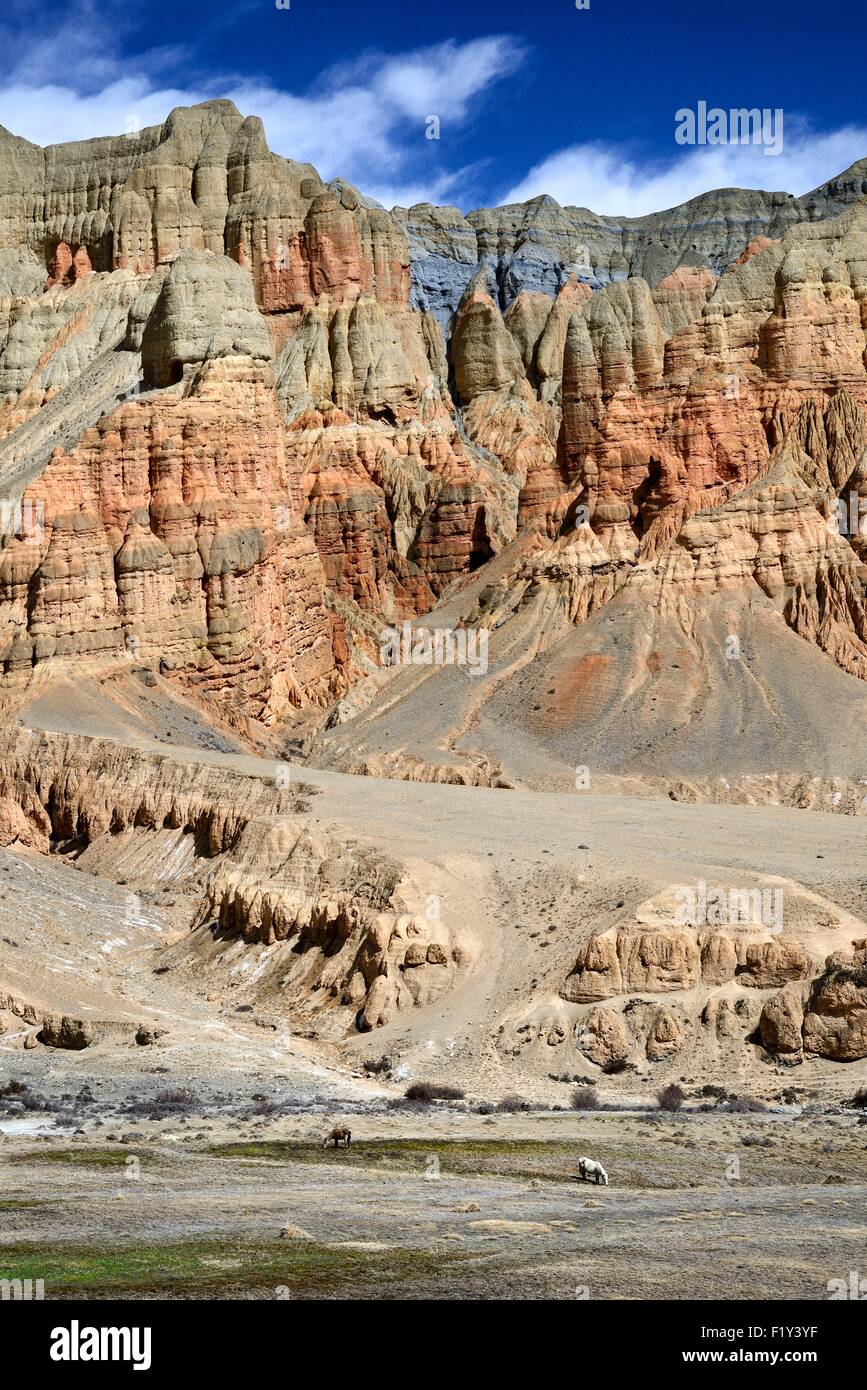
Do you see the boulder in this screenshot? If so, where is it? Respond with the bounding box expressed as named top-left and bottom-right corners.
top-left (759, 986), bottom-right (806, 1055)
top-left (38, 1015), bottom-right (94, 1050)
top-left (645, 1006), bottom-right (685, 1060)
top-left (802, 953), bottom-right (867, 1061)
top-left (736, 937), bottom-right (813, 988)
top-left (576, 1007), bottom-right (631, 1067)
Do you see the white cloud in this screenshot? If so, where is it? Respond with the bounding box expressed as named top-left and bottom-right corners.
top-left (502, 119), bottom-right (867, 216)
top-left (0, 36), bottom-right (523, 209)
top-left (370, 37), bottom-right (522, 121)
top-left (0, 79), bottom-right (199, 146)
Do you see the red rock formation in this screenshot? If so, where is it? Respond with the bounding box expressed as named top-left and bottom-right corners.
top-left (45, 242), bottom-right (94, 290)
top-left (227, 167), bottom-right (412, 317)
top-left (1, 357), bottom-right (341, 719)
top-left (732, 236), bottom-right (781, 266)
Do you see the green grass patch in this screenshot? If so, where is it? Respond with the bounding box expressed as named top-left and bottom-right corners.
top-left (0, 1198), bottom-right (54, 1210)
top-left (207, 1137), bottom-right (589, 1183)
top-left (10, 1147), bottom-right (150, 1169)
top-left (0, 1237), bottom-right (468, 1297)
top-left (205, 1136), bottom-right (820, 1189)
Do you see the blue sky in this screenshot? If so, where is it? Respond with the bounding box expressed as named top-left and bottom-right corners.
top-left (1, 0), bottom-right (866, 214)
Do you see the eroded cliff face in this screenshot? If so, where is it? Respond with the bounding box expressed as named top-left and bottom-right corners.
top-left (0, 282), bottom-right (342, 721)
top-left (499, 884), bottom-right (867, 1070)
top-left (0, 726), bottom-right (478, 1040)
top-left (451, 201), bottom-right (867, 711)
top-left (4, 103), bottom-right (867, 1086)
top-left (2, 724), bottom-right (865, 1071)
top-left (2, 100), bottom-right (867, 736)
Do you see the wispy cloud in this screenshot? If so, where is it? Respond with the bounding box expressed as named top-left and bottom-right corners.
top-left (0, 0), bottom-right (185, 93)
top-left (502, 118), bottom-right (867, 215)
top-left (224, 36), bottom-right (522, 198)
top-left (0, 24), bottom-right (523, 208)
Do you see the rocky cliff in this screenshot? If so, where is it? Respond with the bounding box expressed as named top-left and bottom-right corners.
top-left (2, 100), bottom-right (867, 748)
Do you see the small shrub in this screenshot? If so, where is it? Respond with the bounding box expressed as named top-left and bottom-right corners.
top-left (699, 1084), bottom-right (728, 1100)
top-left (126, 1086), bottom-right (198, 1119)
top-left (0, 1080), bottom-right (28, 1097)
top-left (846, 1088), bottom-right (867, 1110)
top-left (404, 1082), bottom-right (464, 1103)
top-left (571, 1087), bottom-right (600, 1111)
top-left (18, 1090), bottom-right (49, 1112)
top-left (657, 1083), bottom-right (686, 1112)
top-left (602, 1058), bottom-right (629, 1074)
top-left (363, 1056), bottom-right (392, 1076)
top-left (723, 1095), bottom-right (768, 1113)
top-left (153, 1088), bottom-right (196, 1107)
top-left (497, 1094), bottom-right (531, 1113)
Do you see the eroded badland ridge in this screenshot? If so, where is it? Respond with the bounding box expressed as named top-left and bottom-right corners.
top-left (1, 100), bottom-right (867, 1112)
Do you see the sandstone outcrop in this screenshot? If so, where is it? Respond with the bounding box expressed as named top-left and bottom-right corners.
top-left (801, 945), bottom-right (867, 1060)
top-left (575, 1006), bottom-right (631, 1066)
top-left (759, 985), bottom-right (808, 1056)
top-left (759, 943), bottom-right (867, 1061)
top-left (0, 254), bottom-right (343, 719)
top-left (563, 927), bottom-right (702, 1000)
top-left (135, 251), bottom-right (272, 386)
top-left (554, 885), bottom-right (867, 1073)
top-left (562, 932), bottom-right (621, 1002)
top-left (38, 1014), bottom-right (94, 1049)
top-left (644, 1005), bottom-right (685, 1060)
top-left (735, 936), bottom-right (813, 989)
top-left (564, 921), bottom-right (822, 1002)
top-left (0, 726), bottom-right (477, 1036)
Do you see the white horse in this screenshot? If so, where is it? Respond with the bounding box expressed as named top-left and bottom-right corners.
top-left (578, 1155), bottom-right (609, 1185)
